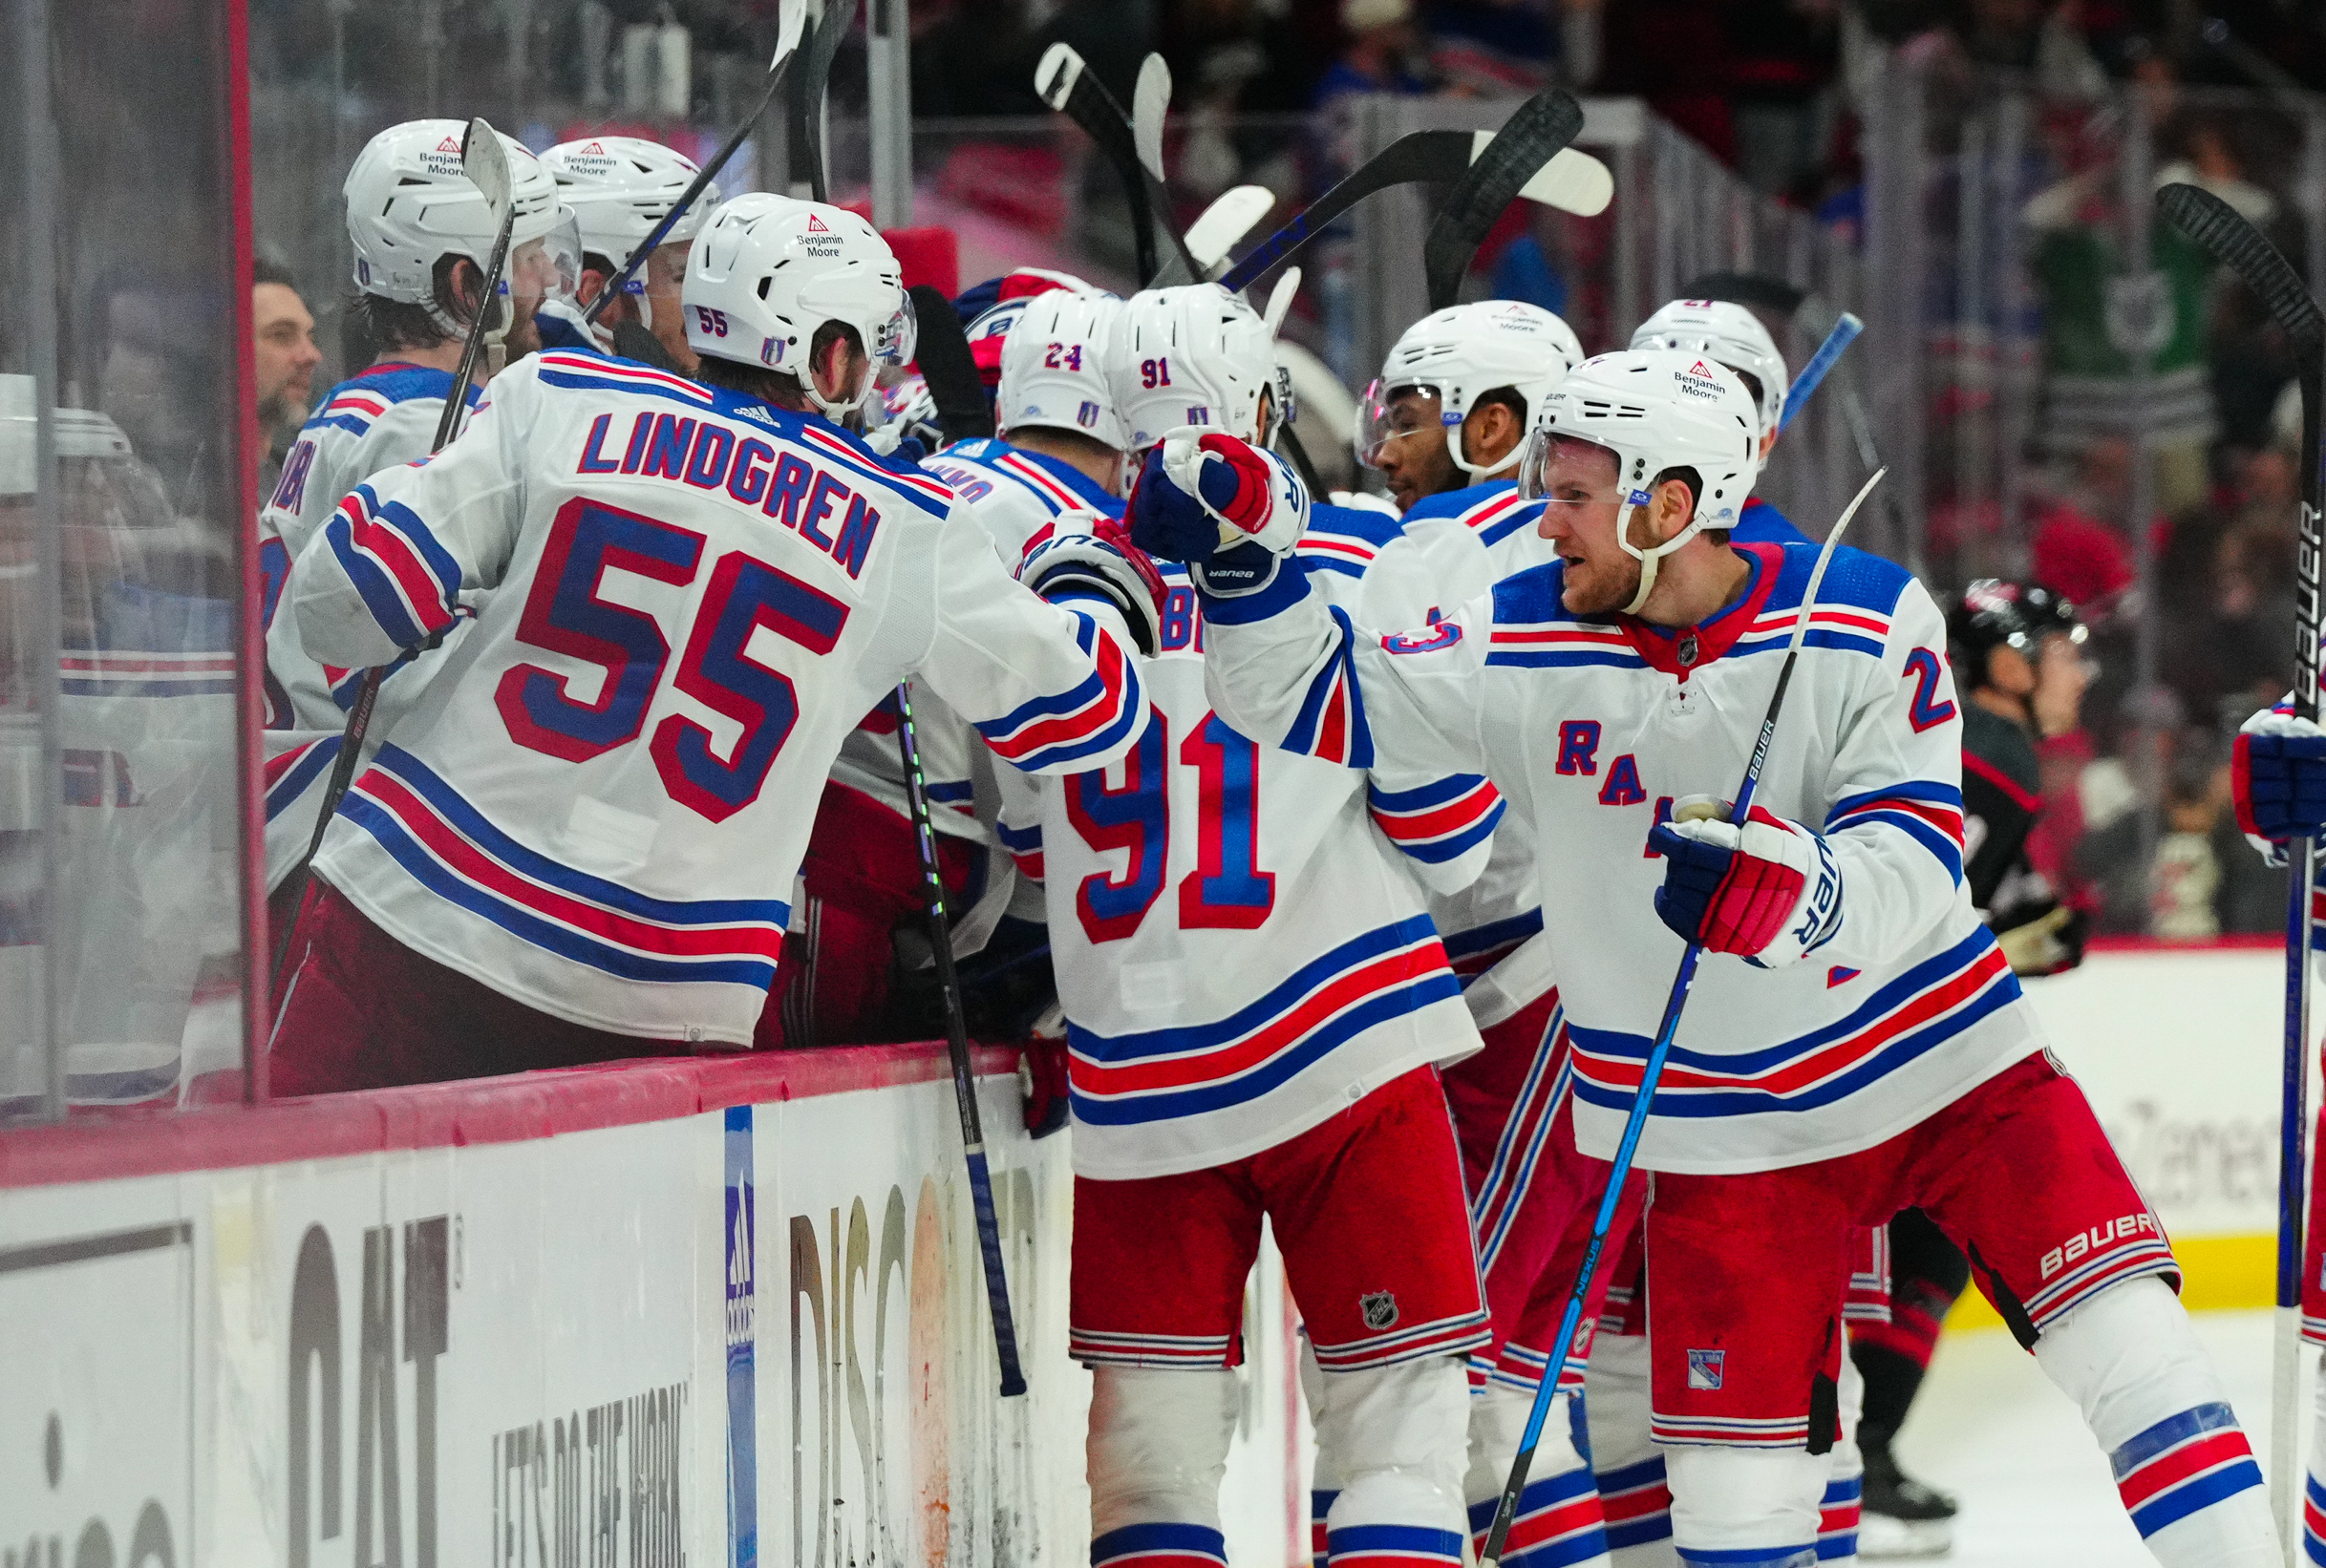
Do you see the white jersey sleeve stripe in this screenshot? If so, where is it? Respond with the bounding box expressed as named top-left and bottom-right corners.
top-left (538, 350), bottom-right (718, 406)
top-left (324, 482), bottom-right (462, 650)
top-left (1825, 782), bottom-right (1966, 886)
top-left (1066, 915), bottom-right (1456, 1121)
top-left (1366, 773), bottom-right (1504, 863)
top-left (265, 734), bottom-right (341, 821)
top-left (972, 609), bottom-right (1145, 769)
top-left (342, 745), bottom-right (789, 985)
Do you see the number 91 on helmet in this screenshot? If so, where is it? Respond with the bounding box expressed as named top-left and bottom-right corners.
top-left (683, 194), bottom-right (918, 420)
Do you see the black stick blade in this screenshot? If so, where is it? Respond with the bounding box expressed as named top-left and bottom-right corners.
top-left (908, 286), bottom-right (995, 444)
top-left (2157, 181), bottom-right (2324, 349)
top-left (1422, 89), bottom-right (1585, 312)
top-left (1680, 270), bottom-right (1809, 316)
top-left (1217, 130), bottom-right (1472, 294)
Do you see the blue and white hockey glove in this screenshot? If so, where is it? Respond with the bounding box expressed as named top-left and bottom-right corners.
top-left (1016, 511), bottom-right (1169, 656)
top-left (2233, 706), bottom-right (2326, 863)
top-left (533, 297), bottom-right (613, 356)
top-left (1649, 795), bottom-right (1843, 967)
top-left (1125, 431), bottom-right (1308, 596)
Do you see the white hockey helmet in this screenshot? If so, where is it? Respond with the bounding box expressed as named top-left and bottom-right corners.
top-left (1358, 301), bottom-right (1586, 476)
top-left (683, 194), bottom-right (917, 419)
top-left (997, 289), bottom-right (1128, 451)
top-left (1112, 283), bottom-right (1287, 452)
top-left (345, 119), bottom-right (574, 333)
top-left (1630, 298), bottom-right (1789, 441)
top-left (1519, 350), bottom-right (1761, 614)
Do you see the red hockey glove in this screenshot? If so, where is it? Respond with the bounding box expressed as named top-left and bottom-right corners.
top-left (1649, 796), bottom-right (1844, 967)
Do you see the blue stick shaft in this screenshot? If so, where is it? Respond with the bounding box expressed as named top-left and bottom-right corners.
top-left (2281, 841), bottom-right (2312, 1313)
top-left (1778, 313), bottom-right (1864, 434)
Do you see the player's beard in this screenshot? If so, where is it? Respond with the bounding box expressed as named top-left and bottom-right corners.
top-left (1558, 541), bottom-right (1644, 618)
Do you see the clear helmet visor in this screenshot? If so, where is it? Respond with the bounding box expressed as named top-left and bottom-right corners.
top-left (538, 211), bottom-right (586, 307)
top-left (1515, 425), bottom-right (1627, 508)
top-left (1354, 379), bottom-right (1454, 469)
top-left (872, 291), bottom-right (918, 371)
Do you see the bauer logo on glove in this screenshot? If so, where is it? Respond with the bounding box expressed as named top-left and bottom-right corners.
top-left (1649, 795), bottom-right (1844, 967)
top-left (1125, 429), bottom-right (1308, 564)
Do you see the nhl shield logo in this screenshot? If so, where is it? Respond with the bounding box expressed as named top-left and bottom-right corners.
top-left (1687, 1348), bottom-right (1725, 1390)
top-left (1359, 1291), bottom-right (1399, 1331)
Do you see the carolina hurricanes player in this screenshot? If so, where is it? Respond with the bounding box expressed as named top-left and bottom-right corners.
top-left (1631, 299), bottom-right (1809, 550)
top-left (267, 195), bottom-right (1153, 1091)
top-left (260, 122), bottom-right (577, 925)
top-left (2224, 702), bottom-right (2326, 1566)
top-left (1014, 282), bottom-right (1505, 1568)
top-left (1148, 349), bottom-right (2274, 1568)
top-left (541, 136), bottom-right (719, 372)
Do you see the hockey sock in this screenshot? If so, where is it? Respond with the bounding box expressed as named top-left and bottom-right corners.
top-left (1302, 1335), bottom-right (1339, 1565)
top-left (1665, 1447), bottom-right (1826, 1568)
top-left (1465, 1382), bottom-right (1613, 1566)
top-left (1316, 1355), bottom-right (1470, 1567)
top-left (2031, 1278), bottom-right (2274, 1566)
top-left (1817, 1352), bottom-right (1862, 1564)
top-left (1587, 1334), bottom-right (1676, 1566)
top-left (2306, 1367), bottom-right (2326, 1565)
top-left (1085, 1366), bottom-right (1238, 1566)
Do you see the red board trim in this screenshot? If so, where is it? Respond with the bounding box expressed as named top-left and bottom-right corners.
top-left (0, 1042), bottom-right (1022, 1191)
top-left (224, 0), bottom-right (269, 1099)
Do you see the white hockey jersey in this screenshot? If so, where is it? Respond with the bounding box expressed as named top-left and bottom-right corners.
top-left (1002, 502), bottom-right (1503, 1181)
top-left (289, 350), bottom-right (1147, 1044)
top-left (259, 363), bottom-right (481, 889)
top-left (921, 436), bottom-right (1123, 564)
top-left (1362, 479), bottom-right (1557, 1024)
top-left (1203, 536), bottom-right (2042, 1175)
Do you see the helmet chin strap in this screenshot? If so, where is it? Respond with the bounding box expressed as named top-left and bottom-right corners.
top-left (801, 338), bottom-right (873, 422)
top-left (1617, 494), bottom-right (1704, 616)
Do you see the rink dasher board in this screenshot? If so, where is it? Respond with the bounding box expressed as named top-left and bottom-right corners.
top-left (0, 1045), bottom-right (1311, 1567)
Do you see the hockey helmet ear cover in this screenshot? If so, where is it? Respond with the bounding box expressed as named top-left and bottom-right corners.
top-left (1519, 350), bottom-right (1761, 614)
top-left (345, 119), bottom-right (569, 335)
top-left (683, 194), bottom-right (916, 419)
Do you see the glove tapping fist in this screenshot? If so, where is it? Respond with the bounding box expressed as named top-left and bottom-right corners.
top-left (1015, 510), bottom-right (1170, 655)
top-left (1649, 796), bottom-right (1844, 967)
top-left (1125, 430), bottom-right (1309, 572)
top-left (2232, 707), bottom-right (2326, 855)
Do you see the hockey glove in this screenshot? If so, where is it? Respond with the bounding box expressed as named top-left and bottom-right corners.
top-left (533, 297), bottom-right (614, 356)
top-left (1649, 795), bottom-right (1844, 967)
top-left (1016, 511), bottom-right (1169, 656)
top-left (1994, 902), bottom-right (2087, 976)
top-left (2233, 706), bottom-right (2326, 862)
top-left (1125, 429), bottom-right (1309, 576)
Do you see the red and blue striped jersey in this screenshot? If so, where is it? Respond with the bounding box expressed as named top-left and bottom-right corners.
top-left (1204, 533), bottom-right (2047, 1175)
top-left (259, 362), bottom-right (483, 889)
top-left (287, 351), bottom-right (1147, 1045)
top-left (999, 500), bottom-right (1503, 1179)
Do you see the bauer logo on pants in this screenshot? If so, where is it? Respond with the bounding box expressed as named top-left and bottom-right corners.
top-left (1688, 1348), bottom-right (1725, 1390)
top-left (1360, 1291), bottom-right (1399, 1330)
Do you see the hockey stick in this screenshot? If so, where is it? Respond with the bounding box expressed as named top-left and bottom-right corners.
top-left (1482, 465), bottom-right (1889, 1567)
top-left (1218, 115), bottom-right (1607, 297)
top-left (271, 118), bottom-right (516, 984)
top-left (907, 283), bottom-right (994, 443)
top-left (1424, 89), bottom-right (1585, 311)
top-left (584, 0), bottom-right (808, 326)
top-left (1132, 53), bottom-right (1169, 184)
top-left (1035, 43), bottom-right (1199, 286)
top-left (2157, 180), bottom-right (2324, 1561)
top-left (1186, 185), bottom-right (1274, 277)
top-left (1778, 313), bottom-right (1863, 434)
top-left (893, 680), bottom-right (1031, 1397)
top-left (788, 0), bottom-right (858, 202)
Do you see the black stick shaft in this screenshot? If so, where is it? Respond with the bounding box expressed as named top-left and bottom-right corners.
top-left (893, 682), bottom-right (1030, 1397)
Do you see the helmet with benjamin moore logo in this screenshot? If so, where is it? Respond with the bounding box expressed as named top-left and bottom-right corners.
top-left (544, 136), bottom-right (720, 258)
top-left (1518, 350), bottom-right (1761, 614)
top-left (345, 119), bottom-right (571, 332)
top-left (1110, 284), bottom-right (1285, 452)
top-left (683, 195), bottom-right (917, 419)
top-left (1358, 301), bottom-right (1586, 476)
top-left (997, 290), bottom-right (1128, 451)
top-left (1631, 298), bottom-right (1790, 441)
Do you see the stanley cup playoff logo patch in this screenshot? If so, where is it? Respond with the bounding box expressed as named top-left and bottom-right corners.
top-left (1360, 1291), bottom-right (1399, 1331)
top-left (1688, 1348), bottom-right (1725, 1390)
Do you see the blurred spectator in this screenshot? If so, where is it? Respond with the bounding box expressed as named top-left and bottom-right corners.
top-left (2148, 726), bottom-right (2226, 939)
top-left (1423, 0), bottom-right (1558, 96)
top-left (2029, 436), bottom-right (2143, 611)
top-left (252, 258), bottom-right (321, 493)
top-left (1726, 0), bottom-right (1842, 201)
top-left (1312, 0), bottom-right (1427, 108)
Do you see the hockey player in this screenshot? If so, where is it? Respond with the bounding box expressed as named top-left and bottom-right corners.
top-left (542, 135), bottom-right (718, 372)
top-left (267, 196), bottom-right (1155, 1092)
top-left (1027, 282), bottom-right (1506, 1568)
top-left (260, 121), bottom-right (576, 925)
top-left (925, 286), bottom-right (1132, 562)
top-left (1631, 299), bottom-right (1810, 549)
top-left (1357, 302), bottom-right (1583, 519)
top-left (1146, 349), bottom-right (2275, 1568)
